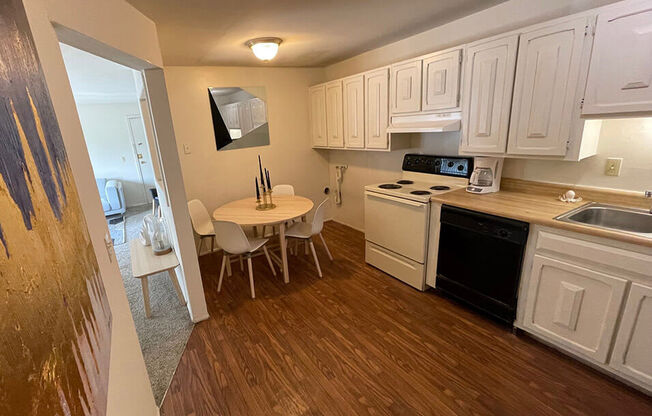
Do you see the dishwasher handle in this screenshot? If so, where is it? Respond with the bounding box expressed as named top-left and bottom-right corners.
top-left (365, 191), bottom-right (427, 208)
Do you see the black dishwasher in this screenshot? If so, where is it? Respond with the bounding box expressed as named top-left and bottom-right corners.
top-left (436, 205), bottom-right (529, 325)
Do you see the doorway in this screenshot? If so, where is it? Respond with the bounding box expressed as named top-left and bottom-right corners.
top-left (59, 43), bottom-right (194, 405)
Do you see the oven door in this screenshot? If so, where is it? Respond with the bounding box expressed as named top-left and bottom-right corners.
top-left (364, 191), bottom-right (430, 263)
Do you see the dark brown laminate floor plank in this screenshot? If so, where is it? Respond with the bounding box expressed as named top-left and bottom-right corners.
top-left (162, 221), bottom-right (652, 416)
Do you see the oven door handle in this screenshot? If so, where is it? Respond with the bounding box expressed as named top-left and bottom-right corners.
top-left (365, 191), bottom-right (426, 208)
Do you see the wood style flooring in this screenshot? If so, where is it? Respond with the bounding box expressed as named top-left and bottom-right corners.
top-left (161, 222), bottom-right (652, 416)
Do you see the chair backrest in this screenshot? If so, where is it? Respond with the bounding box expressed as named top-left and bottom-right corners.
top-left (311, 199), bottom-right (329, 235)
top-left (213, 221), bottom-right (251, 255)
top-left (187, 199), bottom-right (215, 236)
top-left (272, 184), bottom-right (295, 196)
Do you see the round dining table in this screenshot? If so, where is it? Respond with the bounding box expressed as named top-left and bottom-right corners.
top-left (212, 195), bottom-right (314, 283)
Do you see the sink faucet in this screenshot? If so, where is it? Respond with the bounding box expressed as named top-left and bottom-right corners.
top-left (646, 190), bottom-right (652, 213)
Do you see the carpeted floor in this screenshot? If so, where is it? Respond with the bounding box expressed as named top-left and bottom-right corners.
top-left (112, 206), bottom-right (194, 405)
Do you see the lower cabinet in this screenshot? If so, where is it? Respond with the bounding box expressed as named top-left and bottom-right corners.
top-left (523, 254), bottom-right (627, 363)
top-left (518, 227), bottom-right (652, 394)
top-left (610, 282), bottom-right (652, 390)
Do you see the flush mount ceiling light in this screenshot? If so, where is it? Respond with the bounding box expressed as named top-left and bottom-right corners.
top-left (246, 37), bottom-right (282, 61)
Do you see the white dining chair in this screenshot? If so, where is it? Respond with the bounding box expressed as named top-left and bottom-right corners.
top-left (262, 184), bottom-right (296, 238)
top-left (215, 221), bottom-right (276, 299)
top-left (272, 184), bottom-right (295, 196)
top-left (187, 199), bottom-right (216, 254)
top-left (284, 199), bottom-right (333, 278)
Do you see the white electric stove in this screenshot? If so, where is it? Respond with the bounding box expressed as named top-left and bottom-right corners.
top-left (364, 154), bottom-right (473, 290)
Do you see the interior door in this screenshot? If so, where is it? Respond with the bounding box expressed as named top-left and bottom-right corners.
top-left (460, 35), bottom-right (518, 154)
top-left (507, 17), bottom-right (590, 156)
top-left (610, 282), bottom-right (652, 388)
top-left (309, 85), bottom-right (327, 146)
top-left (343, 75), bottom-right (365, 148)
top-left (237, 101), bottom-right (254, 135)
top-left (523, 254), bottom-right (627, 363)
top-left (325, 80), bottom-right (344, 147)
top-left (583, 2), bottom-right (652, 115)
top-left (422, 49), bottom-right (461, 112)
top-left (127, 114), bottom-right (155, 202)
top-left (365, 68), bottom-right (389, 149)
top-left (249, 98), bottom-right (267, 128)
top-left (390, 59), bottom-right (422, 114)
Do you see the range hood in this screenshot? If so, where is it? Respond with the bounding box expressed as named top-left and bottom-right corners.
top-left (387, 112), bottom-right (461, 134)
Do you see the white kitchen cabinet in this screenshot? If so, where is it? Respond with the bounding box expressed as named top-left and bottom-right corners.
top-left (365, 68), bottom-right (389, 149)
top-left (249, 98), bottom-right (267, 128)
top-left (611, 282), bottom-right (652, 389)
top-left (460, 35), bottom-right (518, 154)
top-left (390, 59), bottom-right (422, 114)
top-left (237, 101), bottom-right (254, 135)
top-left (507, 17), bottom-right (592, 156)
top-left (422, 49), bottom-right (462, 112)
top-left (583, 1), bottom-right (652, 116)
top-left (523, 254), bottom-right (627, 363)
top-left (325, 80), bottom-right (344, 148)
top-left (309, 85), bottom-right (327, 147)
top-left (343, 75), bottom-right (365, 148)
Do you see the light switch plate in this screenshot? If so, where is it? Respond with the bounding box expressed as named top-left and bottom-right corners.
top-left (183, 143), bottom-right (191, 154)
top-left (605, 157), bottom-right (623, 176)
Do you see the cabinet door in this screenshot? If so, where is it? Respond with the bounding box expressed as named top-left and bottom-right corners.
top-left (460, 35), bottom-right (518, 154)
top-left (249, 98), bottom-right (267, 128)
top-left (325, 81), bottom-right (344, 148)
top-left (583, 2), bottom-right (652, 115)
top-left (422, 49), bottom-right (461, 112)
top-left (309, 85), bottom-right (327, 147)
top-left (390, 60), bottom-right (422, 114)
top-left (507, 17), bottom-right (590, 156)
top-left (611, 283), bottom-right (652, 389)
top-left (237, 101), bottom-right (254, 135)
top-left (365, 68), bottom-right (389, 149)
top-left (343, 75), bottom-right (365, 148)
top-left (523, 254), bottom-right (627, 363)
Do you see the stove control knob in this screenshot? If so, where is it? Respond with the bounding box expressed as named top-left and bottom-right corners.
top-left (447, 161), bottom-right (455, 167)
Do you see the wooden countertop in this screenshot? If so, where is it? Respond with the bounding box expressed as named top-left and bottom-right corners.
top-left (430, 179), bottom-right (652, 248)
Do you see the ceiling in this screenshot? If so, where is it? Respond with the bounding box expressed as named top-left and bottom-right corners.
top-left (60, 43), bottom-right (139, 104)
top-left (126, 0), bottom-right (506, 67)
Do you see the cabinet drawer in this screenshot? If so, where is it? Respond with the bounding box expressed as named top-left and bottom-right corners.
top-left (523, 254), bottom-right (627, 363)
top-left (535, 230), bottom-right (652, 277)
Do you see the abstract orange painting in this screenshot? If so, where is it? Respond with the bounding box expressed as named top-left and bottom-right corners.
top-left (0, 0), bottom-right (112, 414)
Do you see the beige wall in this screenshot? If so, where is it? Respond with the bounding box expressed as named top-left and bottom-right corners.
top-left (164, 66), bottom-right (330, 228)
top-left (321, 0), bottom-right (640, 232)
top-left (24, 0), bottom-right (165, 414)
top-left (504, 118), bottom-right (652, 191)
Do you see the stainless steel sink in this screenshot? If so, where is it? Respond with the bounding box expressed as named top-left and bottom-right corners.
top-left (555, 202), bottom-right (652, 238)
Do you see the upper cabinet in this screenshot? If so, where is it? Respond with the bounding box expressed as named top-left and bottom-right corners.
top-left (309, 85), bottom-right (327, 147)
top-left (460, 35), bottom-right (518, 154)
top-left (507, 17), bottom-right (593, 157)
top-left (390, 59), bottom-right (422, 114)
top-left (422, 49), bottom-right (462, 112)
top-left (325, 81), bottom-right (344, 148)
top-left (343, 75), bottom-right (365, 148)
top-left (583, 1), bottom-right (652, 116)
top-left (365, 68), bottom-right (390, 149)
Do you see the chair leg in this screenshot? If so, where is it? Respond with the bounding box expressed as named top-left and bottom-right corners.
top-left (210, 235), bottom-right (215, 254)
top-left (217, 253), bottom-right (227, 292)
top-left (319, 233), bottom-right (333, 261)
top-left (226, 254), bottom-right (232, 276)
top-left (247, 256), bottom-right (255, 299)
top-left (309, 238), bottom-right (322, 278)
top-left (239, 255), bottom-right (244, 272)
top-left (305, 240), bottom-right (309, 255)
top-left (262, 245), bottom-right (276, 276)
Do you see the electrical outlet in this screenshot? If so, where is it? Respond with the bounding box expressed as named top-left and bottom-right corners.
top-left (605, 157), bottom-right (623, 176)
top-left (183, 143), bottom-right (191, 154)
